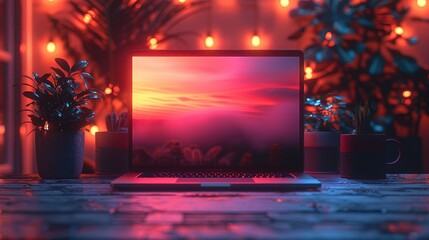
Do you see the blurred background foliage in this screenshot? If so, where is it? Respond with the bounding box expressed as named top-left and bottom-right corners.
top-left (290, 0), bottom-right (429, 137)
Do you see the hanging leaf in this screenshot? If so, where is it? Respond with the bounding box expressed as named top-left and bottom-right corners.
top-left (407, 37), bottom-right (418, 45)
top-left (390, 50), bottom-right (419, 74)
top-left (55, 58), bottom-right (71, 75)
top-left (368, 54), bottom-right (385, 75)
top-left (288, 27), bottom-right (306, 40)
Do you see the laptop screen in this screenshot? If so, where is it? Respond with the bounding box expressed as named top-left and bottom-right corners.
top-left (131, 51), bottom-right (303, 172)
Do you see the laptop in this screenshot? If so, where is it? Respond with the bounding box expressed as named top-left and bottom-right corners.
top-left (111, 50), bottom-right (320, 191)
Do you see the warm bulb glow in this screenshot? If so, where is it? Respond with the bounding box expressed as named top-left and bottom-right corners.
top-left (205, 35), bottom-right (214, 48)
top-left (46, 41), bottom-right (56, 53)
top-left (305, 66), bottom-right (313, 74)
top-left (83, 14), bottom-right (92, 24)
top-left (404, 99), bottom-right (412, 105)
top-left (402, 90), bottom-right (412, 98)
top-left (149, 37), bottom-right (158, 49)
top-left (0, 124), bottom-right (5, 135)
top-left (90, 125), bottom-right (99, 136)
top-left (83, 10), bottom-right (95, 24)
top-left (44, 121), bottom-right (49, 131)
top-left (305, 73), bottom-right (313, 80)
top-left (251, 35), bottom-right (261, 47)
top-left (395, 26), bottom-right (404, 35)
top-left (325, 31), bottom-right (332, 41)
top-left (113, 85), bottom-right (120, 94)
top-left (417, 0), bottom-right (427, 7)
top-left (105, 87), bottom-right (112, 95)
top-left (178, 0), bottom-right (186, 2)
top-left (280, 0), bottom-right (290, 7)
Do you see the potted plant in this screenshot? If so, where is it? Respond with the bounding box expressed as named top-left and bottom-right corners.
top-left (95, 112), bottom-right (129, 175)
top-left (304, 95), bottom-right (353, 173)
top-left (340, 99), bottom-right (401, 179)
top-left (20, 58), bottom-right (103, 179)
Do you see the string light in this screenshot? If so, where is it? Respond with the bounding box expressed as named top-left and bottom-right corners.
top-left (251, 34), bottom-right (261, 47)
top-left (325, 32), bottom-right (332, 41)
top-left (46, 41), bottom-right (56, 53)
top-left (148, 37), bottom-right (158, 49)
top-left (104, 87), bottom-right (112, 95)
top-left (90, 125), bottom-right (99, 136)
top-left (205, 35), bottom-right (214, 48)
top-left (417, 0), bottom-right (427, 7)
top-left (305, 66), bottom-right (313, 80)
top-left (279, 0), bottom-right (290, 7)
top-left (402, 90), bottom-right (412, 98)
top-left (395, 26), bottom-right (404, 35)
top-left (44, 122), bottom-right (49, 131)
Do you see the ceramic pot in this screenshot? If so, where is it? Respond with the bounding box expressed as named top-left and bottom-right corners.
top-left (95, 132), bottom-right (129, 174)
top-left (304, 132), bottom-right (340, 173)
top-left (36, 130), bottom-right (84, 179)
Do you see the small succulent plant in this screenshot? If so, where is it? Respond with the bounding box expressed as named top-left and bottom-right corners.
top-left (304, 95), bottom-right (354, 133)
top-left (20, 58), bottom-right (104, 132)
top-left (105, 112), bottom-right (128, 132)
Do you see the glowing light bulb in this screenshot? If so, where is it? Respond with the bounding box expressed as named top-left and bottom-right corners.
top-left (280, 0), bottom-right (290, 7)
top-left (205, 35), bottom-right (214, 48)
top-left (90, 125), bottom-right (99, 136)
top-left (83, 14), bottom-right (92, 24)
top-left (149, 37), bottom-right (158, 49)
top-left (83, 10), bottom-right (95, 24)
top-left (395, 26), bottom-right (404, 35)
top-left (402, 90), bottom-right (412, 98)
top-left (178, 0), bottom-right (186, 2)
top-left (325, 31), bottom-right (332, 41)
top-left (46, 41), bottom-right (56, 53)
top-left (305, 73), bottom-right (313, 80)
top-left (104, 87), bottom-right (112, 95)
top-left (44, 121), bottom-right (49, 131)
top-left (417, 0), bottom-right (427, 7)
top-left (0, 124), bottom-right (5, 135)
top-left (251, 35), bottom-right (261, 47)
top-left (305, 66), bottom-right (313, 74)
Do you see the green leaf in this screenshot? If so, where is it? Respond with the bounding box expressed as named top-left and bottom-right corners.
top-left (71, 60), bottom-right (88, 73)
top-left (368, 54), bottom-right (385, 75)
top-left (23, 91), bottom-right (39, 101)
top-left (51, 67), bottom-right (65, 78)
top-left (55, 58), bottom-right (71, 74)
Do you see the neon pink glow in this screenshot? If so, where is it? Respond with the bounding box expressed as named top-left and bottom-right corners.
top-left (132, 56), bottom-right (300, 166)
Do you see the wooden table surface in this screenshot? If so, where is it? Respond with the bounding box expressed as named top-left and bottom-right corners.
top-left (0, 174), bottom-right (429, 239)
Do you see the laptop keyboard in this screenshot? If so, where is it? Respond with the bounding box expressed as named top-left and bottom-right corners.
top-left (138, 172), bottom-right (294, 178)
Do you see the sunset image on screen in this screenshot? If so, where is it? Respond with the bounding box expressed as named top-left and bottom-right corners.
top-left (132, 56), bottom-right (300, 167)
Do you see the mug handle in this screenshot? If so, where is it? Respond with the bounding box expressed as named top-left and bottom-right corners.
top-left (386, 138), bottom-right (401, 165)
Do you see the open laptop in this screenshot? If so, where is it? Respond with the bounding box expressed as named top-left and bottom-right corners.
top-left (111, 50), bottom-right (320, 191)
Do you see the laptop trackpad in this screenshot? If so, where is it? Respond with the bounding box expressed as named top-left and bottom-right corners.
top-left (177, 178), bottom-right (255, 183)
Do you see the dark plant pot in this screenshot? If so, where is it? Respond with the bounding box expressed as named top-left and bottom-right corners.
top-left (304, 132), bottom-right (340, 173)
top-left (36, 130), bottom-right (84, 179)
top-left (95, 132), bottom-right (129, 175)
top-left (340, 134), bottom-right (392, 179)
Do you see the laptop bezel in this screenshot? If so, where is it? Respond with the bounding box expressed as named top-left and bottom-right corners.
top-left (127, 50), bottom-right (304, 173)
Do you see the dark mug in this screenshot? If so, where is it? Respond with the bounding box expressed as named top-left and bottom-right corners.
top-left (340, 134), bottom-right (401, 179)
